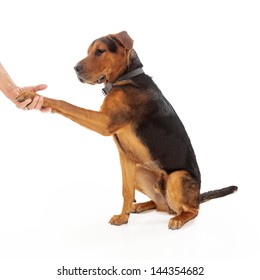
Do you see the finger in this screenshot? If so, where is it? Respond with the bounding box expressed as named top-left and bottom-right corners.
top-left (32, 84), bottom-right (48, 92)
top-left (16, 99), bottom-right (32, 109)
top-left (27, 95), bottom-right (40, 110)
top-left (38, 96), bottom-right (51, 113)
top-left (34, 95), bottom-right (44, 110)
top-left (34, 96), bottom-right (52, 112)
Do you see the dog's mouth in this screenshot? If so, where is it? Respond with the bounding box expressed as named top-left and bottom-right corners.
top-left (96, 75), bottom-right (106, 84)
top-left (77, 76), bottom-right (85, 83)
top-left (76, 74), bottom-right (95, 85)
top-left (76, 74), bottom-right (106, 85)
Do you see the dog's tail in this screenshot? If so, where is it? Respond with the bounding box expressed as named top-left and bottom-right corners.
top-left (200, 185), bottom-right (238, 203)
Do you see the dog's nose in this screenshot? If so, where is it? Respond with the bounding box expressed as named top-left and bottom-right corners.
top-left (74, 63), bottom-right (83, 74)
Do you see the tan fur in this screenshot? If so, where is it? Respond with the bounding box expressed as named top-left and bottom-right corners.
top-left (166, 171), bottom-right (199, 229)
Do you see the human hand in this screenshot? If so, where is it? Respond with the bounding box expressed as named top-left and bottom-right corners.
top-left (9, 84), bottom-right (51, 112)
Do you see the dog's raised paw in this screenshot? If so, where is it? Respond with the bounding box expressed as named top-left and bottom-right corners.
top-left (16, 91), bottom-right (36, 103)
top-left (109, 214), bottom-right (129, 226)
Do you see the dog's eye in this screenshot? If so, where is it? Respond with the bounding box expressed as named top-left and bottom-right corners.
top-left (95, 49), bottom-right (105, 56)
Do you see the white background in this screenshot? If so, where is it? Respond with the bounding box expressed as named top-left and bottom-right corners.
top-left (0, 0), bottom-right (259, 279)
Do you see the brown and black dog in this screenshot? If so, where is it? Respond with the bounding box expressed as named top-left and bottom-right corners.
top-left (17, 31), bottom-right (237, 229)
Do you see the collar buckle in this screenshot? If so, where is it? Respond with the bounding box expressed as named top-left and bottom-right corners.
top-left (102, 83), bottom-right (112, 96)
top-left (101, 68), bottom-right (144, 96)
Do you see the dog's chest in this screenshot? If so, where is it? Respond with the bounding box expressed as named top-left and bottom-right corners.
top-left (113, 124), bottom-right (152, 164)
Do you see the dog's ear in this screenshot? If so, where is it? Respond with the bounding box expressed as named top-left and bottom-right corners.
top-left (109, 31), bottom-right (134, 50)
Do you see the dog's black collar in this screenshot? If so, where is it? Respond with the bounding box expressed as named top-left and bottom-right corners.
top-left (102, 68), bottom-right (144, 96)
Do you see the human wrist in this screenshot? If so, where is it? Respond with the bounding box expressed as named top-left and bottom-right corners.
top-left (4, 85), bottom-right (19, 101)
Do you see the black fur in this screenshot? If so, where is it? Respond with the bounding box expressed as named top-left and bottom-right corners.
top-left (134, 75), bottom-right (201, 184)
top-left (200, 186), bottom-right (238, 203)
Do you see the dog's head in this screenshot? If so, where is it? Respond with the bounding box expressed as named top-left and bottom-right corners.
top-left (74, 31), bottom-right (134, 85)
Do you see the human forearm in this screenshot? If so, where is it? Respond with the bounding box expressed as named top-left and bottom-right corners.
top-left (0, 63), bottom-right (18, 101)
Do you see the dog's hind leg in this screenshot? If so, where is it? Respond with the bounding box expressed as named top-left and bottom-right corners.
top-left (166, 171), bottom-right (200, 229)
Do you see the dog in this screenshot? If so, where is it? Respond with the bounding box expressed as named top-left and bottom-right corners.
top-left (17, 31), bottom-right (237, 229)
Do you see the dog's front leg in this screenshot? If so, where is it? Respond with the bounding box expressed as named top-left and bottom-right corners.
top-left (109, 153), bottom-right (135, 226)
top-left (17, 93), bottom-right (111, 136)
top-left (44, 97), bottom-right (112, 136)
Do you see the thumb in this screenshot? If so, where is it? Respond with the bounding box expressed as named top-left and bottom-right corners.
top-left (33, 84), bottom-right (48, 91)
